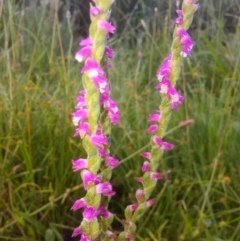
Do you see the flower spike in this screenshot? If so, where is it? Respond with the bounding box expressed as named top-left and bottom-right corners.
top-left (119, 1), bottom-right (198, 240)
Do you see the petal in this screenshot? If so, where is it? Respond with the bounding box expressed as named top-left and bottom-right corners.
top-left (105, 46), bottom-right (114, 59)
top-left (150, 172), bottom-right (163, 180)
top-left (72, 158), bottom-right (88, 171)
top-left (98, 20), bottom-right (116, 34)
top-left (128, 203), bottom-right (138, 212)
top-left (153, 136), bottom-right (174, 150)
top-left (81, 170), bottom-right (101, 190)
top-left (90, 134), bottom-right (109, 147)
top-left (75, 46), bottom-right (92, 62)
top-left (79, 37), bottom-right (92, 46)
top-left (98, 204), bottom-right (111, 218)
top-left (105, 156), bottom-right (119, 169)
top-left (147, 124), bottom-right (158, 134)
top-left (72, 227), bottom-right (82, 237)
top-left (141, 152), bottom-right (151, 160)
top-left (71, 198), bottom-right (86, 211)
top-left (161, 141), bottom-right (174, 150)
top-left (135, 189), bottom-right (145, 202)
top-left (146, 198), bottom-right (155, 207)
top-left (96, 182), bottom-right (115, 196)
top-left (83, 206), bottom-right (98, 222)
top-left (90, 7), bottom-right (102, 16)
top-left (148, 113), bottom-right (161, 122)
top-left (74, 122), bottom-right (90, 138)
top-left (142, 161), bottom-right (150, 172)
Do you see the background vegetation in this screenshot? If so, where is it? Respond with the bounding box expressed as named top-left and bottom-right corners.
top-left (0, 0), bottom-right (240, 240)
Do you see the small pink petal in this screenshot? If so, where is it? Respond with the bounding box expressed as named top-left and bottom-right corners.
top-left (79, 37), bottom-right (92, 46)
top-left (142, 161), bottom-right (150, 172)
top-left (147, 124), bottom-right (158, 134)
top-left (72, 227), bottom-right (82, 237)
top-left (83, 206), bottom-right (98, 222)
top-left (81, 170), bottom-right (101, 190)
top-left (105, 46), bottom-right (114, 59)
top-left (148, 112), bottom-right (161, 122)
top-left (90, 7), bottom-right (102, 16)
top-left (74, 122), bottom-right (90, 138)
top-left (72, 158), bottom-right (88, 172)
top-left (98, 204), bottom-right (112, 218)
top-left (146, 198), bottom-right (155, 207)
top-left (72, 109), bottom-right (88, 126)
top-left (128, 203), bottom-right (138, 212)
top-left (135, 189), bottom-right (145, 202)
top-left (75, 46), bottom-right (92, 62)
top-left (90, 134), bottom-right (108, 147)
top-left (107, 231), bottom-right (117, 240)
top-left (105, 156), bottom-right (119, 169)
top-left (98, 20), bottom-right (116, 34)
top-left (150, 172), bottom-right (163, 180)
top-left (141, 152), bottom-right (151, 160)
top-left (135, 177), bottom-right (143, 183)
top-left (96, 182), bottom-right (115, 196)
top-left (71, 198), bottom-right (86, 211)
top-left (98, 148), bottom-right (108, 157)
top-left (153, 136), bottom-right (174, 150)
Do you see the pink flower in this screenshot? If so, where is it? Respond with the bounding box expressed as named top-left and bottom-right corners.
top-left (72, 227), bottom-right (82, 237)
top-left (148, 111), bottom-right (161, 122)
top-left (147, 124), bottom-right (158, 134)
top-left (135, 177), bottom-right (143, 183)
top-left (91, 75), bottom-right (110, 94)
top-left (153, 136), bottom-right (174, 150)
top-left (150, 172), bottom-right (163, 181)
top-left (105, 156), bottom-right (119, 169)
top-left (96, 182), bottom-right (115, 196)
top-left (174, 10), bottom-right (183, 25)
top-left (104, 98), bottom-right (120, 124)
top-left (90, 134), bottom-right (108, 147)
top-left (71, 198), bottom-right (86, 211)
top-left (167, 87), bottom-right (184, 110)
top-left (98, 20), bottom-right (116, 34)
top-left (146, 198), bottom-right (155, 207)
top-left (73, 122), bottom-right (90, 138)
top-left (79, 37), bottom-right (92, 46)
top-left (97, 148), bottom-right (108, 157)
top-left (108, 111), bottom-right (120, 125)
top-left (107, 231), bottom-right (117, 240)
top-left (156, 55), bottom-right (172, 81)
top-left (128, 203), bottom-right (138, 212)
top-left (75, 95), bottom-right (86, 109)
top-left (75, 46), bottom-right (92, 62)
top-left (72, 158), bottom-right (88, 172)
top-left (141, 152), bottom-right (151, 160)
top-left (135, 189), bottom-right (145, 202)
top-left (83, 206), bottom-right (98, 222)
top-left (142, 161), bottom-right (150, 172)
top-left (90, 7), bottom-right (102, 16)
top-left (177, 28), bottom-right (194, 57)
top-left (81, 170), bottom-right (101, 190)
top-left (105, 46), bottom-right (114, 59)
top-left (72, 109), bottom-right (88, 126)
top-left (98, 204), bottom-right (112, 219)
top-left (80, 234), bottom-right (91, 241)
top-left (155, 78), bottom-right (171, 94)
top-left (81, 58), bottom-right (104, 78)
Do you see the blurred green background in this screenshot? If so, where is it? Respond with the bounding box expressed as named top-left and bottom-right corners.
top-left (0, 0), bottom-right (240, 240)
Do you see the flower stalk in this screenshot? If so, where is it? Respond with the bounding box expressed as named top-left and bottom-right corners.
top-left (71, 0), bottom-right (120, 240)
top-left (118, 1), bottom-right (198, 240)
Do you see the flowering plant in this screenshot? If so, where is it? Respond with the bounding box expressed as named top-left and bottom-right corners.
top-left (71, 0), bottom-right (198, 240)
